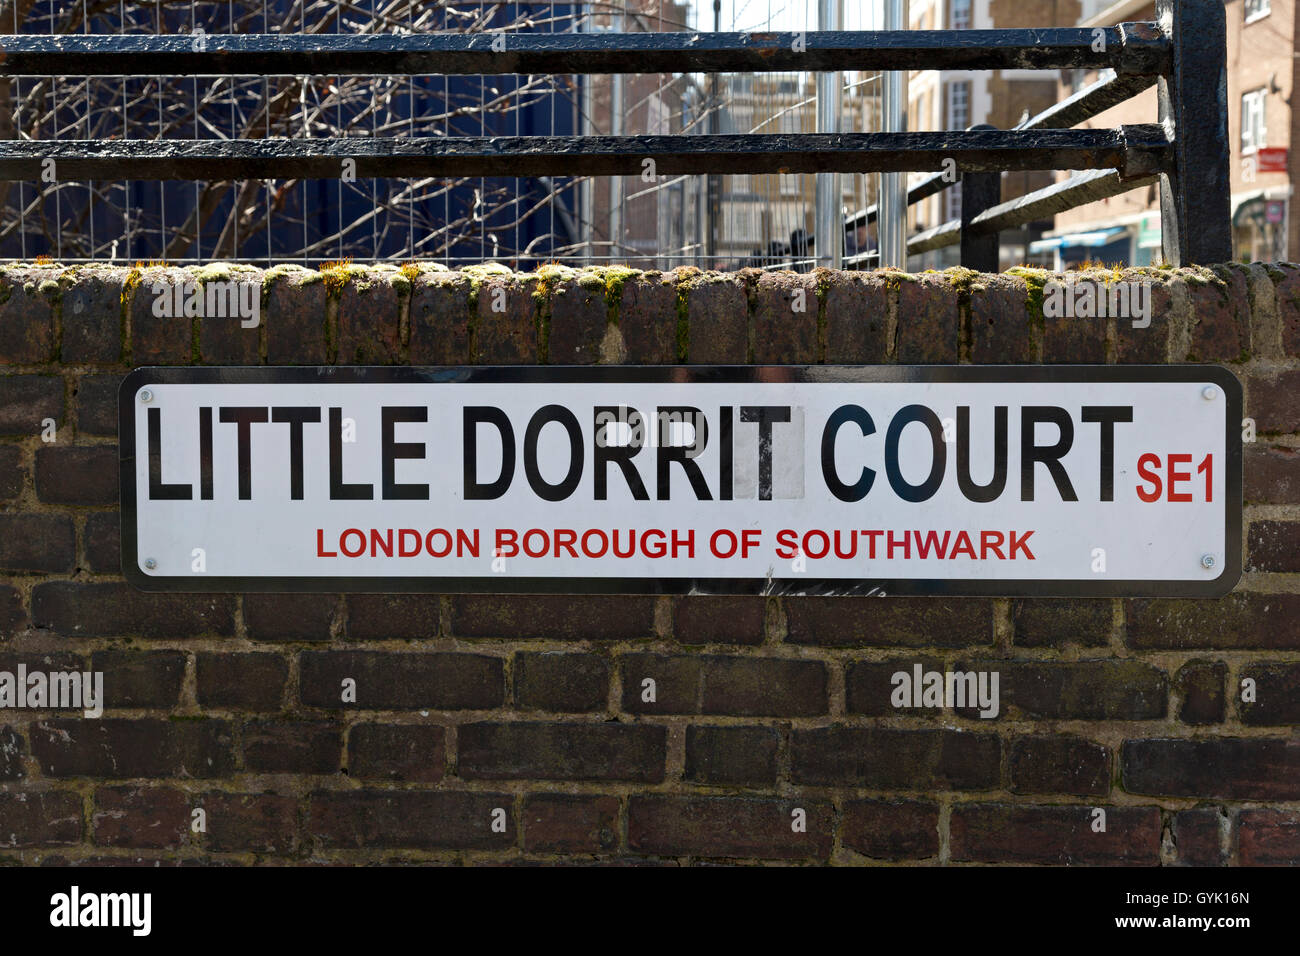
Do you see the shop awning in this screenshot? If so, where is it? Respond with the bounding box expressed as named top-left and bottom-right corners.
top-left (1028, 226), bottom-right (1127, 253)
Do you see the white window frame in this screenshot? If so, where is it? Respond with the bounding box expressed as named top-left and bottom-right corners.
top-left (948, 79), bottom-right (970, 132)
top-left (950, 0), bottom-right (972, 30)
top-left (1245, 0), bottom-right (1270, 25)
top-left (1241, 88), bottom-right (1268, 155)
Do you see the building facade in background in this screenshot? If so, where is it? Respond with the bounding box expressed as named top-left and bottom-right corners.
top-left (907, 0), bottom-right (1083, 269)
top-left (1046, 0), bottom-right (1291, 267)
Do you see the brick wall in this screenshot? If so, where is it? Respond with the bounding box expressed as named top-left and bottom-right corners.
top-left (0, 259), bottom-right (1297, 865)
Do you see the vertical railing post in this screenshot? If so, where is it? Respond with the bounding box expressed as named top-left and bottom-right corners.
top-left (1156, 0), bottom-right (1231, 266)
top-left (960, 124), bottom-right (1000, 272)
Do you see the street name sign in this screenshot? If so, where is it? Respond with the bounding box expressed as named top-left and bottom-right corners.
top-left (119, 366), bottom-right (1242, 597)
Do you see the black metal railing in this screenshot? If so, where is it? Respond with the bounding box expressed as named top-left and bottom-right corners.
top-left (0, 0), bottom-right (1230, 269)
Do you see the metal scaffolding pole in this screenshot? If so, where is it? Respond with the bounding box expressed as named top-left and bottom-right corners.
top-left (879, 0), bottom-right (909, 268)
top-left (815, 0), bottom-right (844, 269)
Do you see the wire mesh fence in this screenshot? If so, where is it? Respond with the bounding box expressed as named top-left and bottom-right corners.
top-left (0, 0), bottom-right (880, 270)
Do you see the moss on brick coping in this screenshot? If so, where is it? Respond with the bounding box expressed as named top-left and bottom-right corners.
top-left (0, 260), bottom-right (1256, 329)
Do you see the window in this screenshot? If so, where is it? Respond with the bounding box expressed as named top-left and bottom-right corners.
top-left (728, 175), bottom-right (753, 196)
top-left (951, 0), bottom-right (971, 30)
top-left (1242, 89), bottom-right (1268, 154)
top-left (1245, 0), bottom-right (1270, 23)
top-left (779, 173), bottom-right (802, 197)
top-left (946, 180), bottom-right (963, 223)
top-left (948, 79), bottom-right (970, 132)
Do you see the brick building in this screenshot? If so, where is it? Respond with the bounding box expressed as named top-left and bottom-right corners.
top-left (908, 0), bottom-right (1084, 268)
top-left (1047, 0), bottom-right (1294, 266)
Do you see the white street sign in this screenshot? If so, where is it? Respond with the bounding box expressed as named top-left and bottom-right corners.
top-left (119, 366), bottom-right (1241, 596)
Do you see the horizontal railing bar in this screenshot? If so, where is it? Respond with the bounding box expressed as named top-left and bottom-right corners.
top-left (967, 166), bottom-right (1159, 233)
top-left (0, 24), bottom-right (1170, 76)
top-left (907, 219), bottom-right (962, 254)
top-left (1023, 68), bottom-right (1158, 130)
top-left (0, 129), bottom-right (1171, 181)
top-left (906, 168), bottom-right (1160, 254)
top-left (844, 68), bottom-right (1161, 229)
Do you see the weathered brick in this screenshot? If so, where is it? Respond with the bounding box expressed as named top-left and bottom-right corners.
top-left (752, 272), bottom-right (817, 363)
top-left (1171, 808), bottom-right (1223, 866)
top-left (243, 720), bottom-right (342, 774)
top-left (620, 653), bottom-right (826, 716)
top-left (951, 804), bottom-right (1160, 864)
top-left (1174, 659), bottom-right (1226, 724)
top-left (129, 268), bottom-right (192, 364)
top-left (785, 597), bottom-right (993, 647)
top-left (684, 273), bottom-right (747, 363)
top-left (458, 722), bottom-right (666, 782)
top-left (1249, 369), bottom-right (1300, 434)
top-left (1042, 277), bottom-right (1110, 363)
top-left (0, 268), bottom-right (59, 364)
top-left (1244, 443), bottom-right (1300, 504)
top-left (618, 273), bottom-right (678, 363)
top-left (1239, 662), bottom-right (1300, 724)
top-left (1116, 277), bottom-right (1174, 363)
top-left (30, 718), bottom-right (236, 778)
top-left (475, 276), bottom-right (539, 362)
top-left (244, 592), bottom-right (336, 642)
top-left (673, 596), bottom-right (765, 645)
top-left (522, 794), bottom-right (619, 854)
top-left (451, 594), bottom-right (655, 641)
top-left (35, 445), bottom-right (117, 505)
top-left (0, 514), bottom-right (74, 572)
top-left (92, 786), bottom-right (188, 849)
top-left (32, 581), bottom-right (235, 638)
top-left (1011, 598), bottom-right (1111, 647)
top-left (841, 799), bottom-right (939, 860)
top-left (791, 727), bottom-right (1000, 789)
top-left (971, 274), bottom-right (1036, 363)
top-left (75, 373), bottom-right (120, 436)
top-left (1247, 520), bottom-right (1300, 571)
top-left (83, 512), bottom-right (121, 573)
top-left (0, 725), bottom-right (26, 780)
top-left (0, 585), bottom-right (26, 638)
top-left (0, 375), bottom-right (63, 434)
top-left (195, 652), bottom-right (287, 710)
top-left (0, 445), bottom-right (20, 499)
top-left (1238, 809), bottom-right (1300, 865)
top-left (308, 790), bottom-right (515, 849)
top-left (1122, 737), bottom-right (1300, 799)
top-left (0, 791), bottom-right (83, 847)
top-left (347, 723), bottom-right (445, 782)
top-left (201, 791), bottom-right (298, 854)
top-left (345, 594), bottom-right (439, 641)
top-left (514, 652), bottom-right (609, 712)
top-left (629, 795), bottom-right (832, 859)
top-left (265, 268), bottom-right (328, 364)
top-left (896, 273), bottom-right (958, 362)
top-left (1127, 594), bottom-right (1300, 649)
top-left (1009, 735), bottom-right (1110, 796)
top-left (90, 650), bottom-right (186, 708)
top-left (1276, 263), bottom-right (1300, 358)
top-left (548, 278), bottom-right (608, 364)
top-left (299, 651), bottom-right (503, 710)
top-left (824, 273), bottom-right (889, 362)
top-left (198, 302), bottom-right (261, 364)
top-left (338, 275), bottom-right (402, 364)
top-left (968, 660), bottom-right (1166, 721)
top-left (1186, 267), bottom-right (1248, 361)
top-left (845, 657), bottom-right (944, 717)
top-left (685, 725), bottom-right (778, 787)
top-left (408, 272), bottom-right (472, 364)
